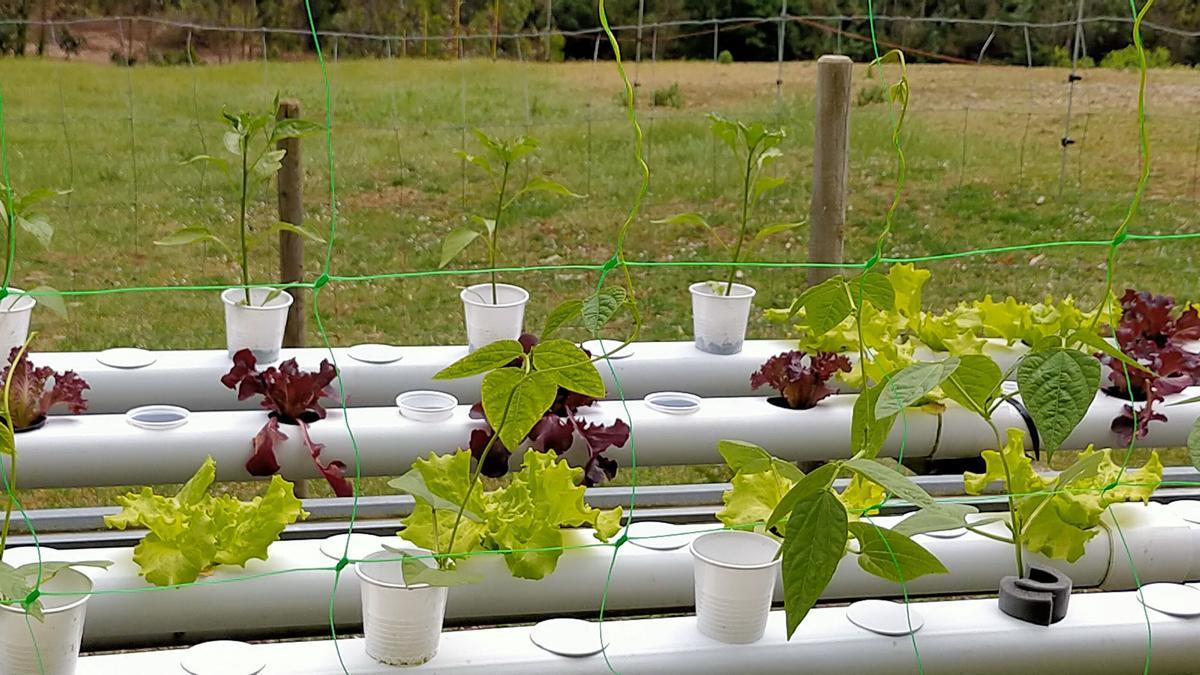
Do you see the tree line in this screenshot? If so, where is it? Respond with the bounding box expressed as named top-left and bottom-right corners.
top-left (2, 0), bottom-right (1198, 65)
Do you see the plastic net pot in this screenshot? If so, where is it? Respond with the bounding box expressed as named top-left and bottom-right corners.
top-left (459, 283), bottom-right (529, 352)
top-left (689, 530), bottom-right (780, 644)
top-left (0, 567), bottom-right (93, 675)
top-left (356, 550), bottom-right (449, 666)
top-left (221, 287), bottom-right (293, 363)
top-left (689, 282), bottom-right (756, 355)
top-left (0, 287), bottom-right (35, 360)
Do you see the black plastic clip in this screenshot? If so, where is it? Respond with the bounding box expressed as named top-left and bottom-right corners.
top-left (1068, 73), bottom-right (1083, 83)
top-left (999, 564), bottom-right (1072, 625)
top-left (1003, 397), bottom-right (1041, 461)
top-left (1060, 137), bottom-right (1076, 148)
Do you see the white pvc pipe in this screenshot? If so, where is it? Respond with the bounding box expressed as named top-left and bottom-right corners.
top-left (8, 386), bottom-right (1195, 489)
top-left (77, 584), bottom-right (1200, 674)
top-left (17, 502), bottom-right (1193, 649)
top-left (35, 340), bottom-right (796, 415)
top-left (38, 338), bottom-right (1037, 416)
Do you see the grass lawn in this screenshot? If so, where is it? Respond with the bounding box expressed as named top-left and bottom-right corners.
top-left (0, 56), bottom-right (1197, 508)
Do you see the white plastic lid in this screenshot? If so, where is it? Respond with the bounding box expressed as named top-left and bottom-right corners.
top-left (96, 347), bottom-right (156, 369)
top-left (125, 405), bottom-right (189, 430)
top-left (529, 618), bottom-right (607, 657)
top-left (396, 390), bottom-right (458, 422)
top-left (846, 599), bottom-right (925, 636)
top-left (346, 343), bottom-right (405, 364)
top-left (180, 641), bottom-right (266, 675)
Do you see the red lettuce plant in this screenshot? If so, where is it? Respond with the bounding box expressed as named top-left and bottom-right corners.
top-left (750, 350), bottom-right (851, 409)
top-left (1, 347), bottom-right (89, 428)
top-left (1100, 289), bottom-right (1200, 443)
top-left (468, 334), bottom-right (630, 485)
top-left (221, 348), bottom-right (350, 496)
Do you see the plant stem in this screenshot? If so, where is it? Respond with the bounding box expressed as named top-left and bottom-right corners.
top-left (986, 418), bottom-right (1024, 576)
top-left (489, 162), bottom-right (511, 304)
top-left (0, 334), bottom-right (33, 562)
top-left (723, 145), bottom-right (755, 296)
top-left (965, 525), bottom-right (1014, 545)
top-left (238, 134), bottom-right (251, 306)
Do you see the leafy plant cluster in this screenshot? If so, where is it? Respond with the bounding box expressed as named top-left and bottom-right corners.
top-left (1101, 289), bottom-right (1200, 442)
top-left (750, 350), bottom-right (850, 410)
top-left (221, 349), bottom-right (351, 497)
top-left (0, 347), bottom-right (89, 429)
top-left (390, 449), bottom-right (622, 582)
top-left (104, 456), bottom-right (307, 586)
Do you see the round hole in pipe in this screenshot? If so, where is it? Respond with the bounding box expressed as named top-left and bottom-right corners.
top-left (125, 405), bottom-right (190, 430)
top-left (396, 390), bottom-right (458, 422)
top-left (644, 391), bottom-right (700, 415)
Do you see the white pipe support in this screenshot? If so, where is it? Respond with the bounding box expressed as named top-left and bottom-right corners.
top-left (9, 387), bottom-right (1198, 489)
top-left (1099, 502), bottom-right (1198, 590)
top-left (78, 585), bottom-right (1200, 674)
top-left (36, 340), bottom-right (796, 415)
top-left (17, 504), bottom-right (1194, 649)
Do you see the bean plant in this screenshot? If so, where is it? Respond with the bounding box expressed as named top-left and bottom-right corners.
top-left (0, 184), bottom-right (70, 316)
top-left (157, 95), bottom-right (325, 306)
top-left (441, 129), bottom-right (581, 304)
top-left (655, 114), bottom-right (800, 295)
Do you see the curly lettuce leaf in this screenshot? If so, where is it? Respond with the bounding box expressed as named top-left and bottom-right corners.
top-left (716, 464), bottom-right (794, 532)
top-left (964, 429), bottom-right (1162, 562)
top-left (104, 456), bottom-right (307, 586)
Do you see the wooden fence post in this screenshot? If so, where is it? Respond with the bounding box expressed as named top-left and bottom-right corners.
top-left (276, 99), bottom-right (306, 349)
top-left (276, 99), bottom-right (309, 499)
top-left (807, 54), bottom-right (852, 286)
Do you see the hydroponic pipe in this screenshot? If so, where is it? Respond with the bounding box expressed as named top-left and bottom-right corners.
top-left (22, 502), bottom-right (1196, 649)
top-left (38, 338), bottom-right (1032, 415)
top-left (77, 584), bottom-right (1200, 674)
top-left (6, 385), bottom-right (1194, 489)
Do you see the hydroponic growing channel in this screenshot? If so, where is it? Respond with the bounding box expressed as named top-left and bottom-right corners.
top-left (0, 0), bottom-right (1196, 673)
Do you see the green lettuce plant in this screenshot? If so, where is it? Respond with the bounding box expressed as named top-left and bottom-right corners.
top-left (156, 95), bottom-right (325, 306)
top-left (653, 114), bottom-right (800, 295)
top-left (716, 440), bottom-right (960, 636)
top-left (441, 129), bottom-right (581, 304)
top-left (389, 449), bottom-right (622, 582)
top-left (103, 456), bottom-right (307, 586)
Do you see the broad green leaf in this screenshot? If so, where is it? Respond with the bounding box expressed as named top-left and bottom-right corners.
top-left (439, 226), bottom-right (481, 268)
top-left (531, 339), bottom-right (605, 398)
top-left (515, 176), bottom-right (583, 200)
top-left (851, 382), bottom-right (897, 459)
top-left (26, 286), bottom-right (67, 319)
top-left (751, 175), bottom-right (786, 202)
top-left (717, 439), bottom-right (772, 474)
top-left (847, 522), bottom-right (948, 583)
top-left (1017, 349), bottom-right (1100, 456)
top-left (757, 146), bottom-right (783, 169)
top-left (582, 286), bottom-right (627, 332)
top-left (470, 215), bottom-right (497, 237)
top-left (0, 422), bottom-right (13, 456)
top-left (253, 148), bottom-right (286, 177)
top-left (434, 339), bottom-right (524, 379)
top-left (1189, 416), bottom-right (1200, 472)
top-left (891, 502), bottom-right (979, 536)
top-left (767, 463), bottom-right (839, 530)
top-left (454, 149), bottom-right (493, 176)
top-left (15, 215), bottom-right (52, 249)
top-left (852, 272), bottom-right (895, 311)
top-left (182, 153), bottom-right (230, 176)
top-left (388, 470), bottom-right (481, 522)
top-left (650, 212), bottom-right (711, 229)
top-left (269, 221), bottom-right (326, 243)
top-left (222, 130), bottom-right (242, 156)
top-left (481, 369), bottom-right (559, 451)
top-left (942, 354), bottom-right (1003, 416)
top-left (874, 358), bottom-right (960, 419)
top-left (13, 187), bottom-right (70, 213)
top-left (154, 226), bottom-right (234, 257)
top-left (272, 118), bottom-right (323, 140)
top-left (399, 555), bottom-right (483, 587)
top-left (771, 458), bottom-right (806, 483)
top-left (844, 458), bottom-right (936, 508)
top-left (781, 491), bottom-right (847, 638)
top-left (542, 299), bottom-right (583, 338)
top-left (793, 277), bottom-right (851, 335)
top-left (748, 222), bottom-right (802, 249)
top-left (708, 113), bottom-right (740, 153)
top-left (1067, 329), bottom-right (1154, 376)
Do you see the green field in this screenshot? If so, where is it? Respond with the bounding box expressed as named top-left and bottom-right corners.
top-left (3, 56), bottom-right (1198, 507)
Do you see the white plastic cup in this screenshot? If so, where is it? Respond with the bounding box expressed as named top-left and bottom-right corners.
top-left (221, 287), bottom-right (293, 363)
top-left (689, 281), bottom-right (756, 355)
top-left (0, 567), bottom-right (93, 675)
top-left (356, 550), bottom-right (449, 667)
top-left (690, 530), bottom-right (781, 644)
top-left (459, 283), bottom-right (529, 352)
top-left (0, 287), bottom-right (35, 361)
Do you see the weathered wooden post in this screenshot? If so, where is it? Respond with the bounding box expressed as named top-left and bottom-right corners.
top-left (808, 54), bottom-right (852, 286)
